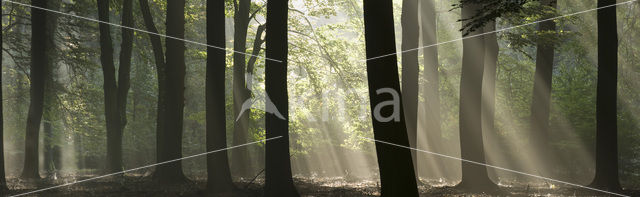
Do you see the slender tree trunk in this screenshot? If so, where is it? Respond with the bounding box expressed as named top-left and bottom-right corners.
top-left (419, 0), bottom-right (445, 180)
top-left (590, 0), bottom-right (621, 192)
top-left (264, 0), bottom-right (299, 196)
top-left (401, 0), bottom-right (420, 180)
top-left (97, 0), bottom-right (123, 173)
top-left (206, 0), bottom-right (235, 194)
top-left (155, 0), bottom-right (187, 183)
top-left (231, 0), bottom-right (252, 178)
top-left (138, 0), bottom-right (167, 177)
top-left (363, 0), bottom-right (418, 196)
top-left (481, 20), bottom-right (499, 180)
top-left (117, 0), bottom-right (134, 154)
top-left (457, 2), bottom-right (496, 192)
top-left (43, 121), bottom-right (54, 176)
top-left (0, 2), bottom-right (7, 189)
top-left (22, 0), bottom-right (49, 179)
top-left (529, 0), bottom-right (557, 178)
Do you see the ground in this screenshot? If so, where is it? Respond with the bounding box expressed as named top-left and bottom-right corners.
top-left (2, 175), bottom-right (639, 196)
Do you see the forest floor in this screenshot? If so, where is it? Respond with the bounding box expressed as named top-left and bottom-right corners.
top-left (3, 174), bottom-right (639, 196)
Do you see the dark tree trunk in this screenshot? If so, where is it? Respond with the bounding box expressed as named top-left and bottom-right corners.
top-left (138, 0), bottom-right (167, 178)
top-left (0, 2), bottom-right (7, 189)
top-left (363, 0), bottom-right (419, 196)
top-left (206, 0), bottom-right (235, 195)
top-left (117, 0), bottom-right (134, 154)
top-left (97, 0), bottom-right (124, 173)
top-left (231, 0), bottom-right (252, 178)
top-left (400, 0), bottom-right (420, 180)
top-left (155, 0), bottom-right (187, 183)
top-left (590, 0), bottom-right (621, 192)
top-left (22, 0), bottom-right (49, 180)
top-left (43, 121), bottom-right (55, 175)
top-left (457, 2), bottom-right (496, 192)
top-left (264, 0), bottom-right (299, 196)
top-left (481, 20), bottom-right (499, 180)
top-left (529, 0), bottom-right (557, 177)
top-left (419, 0), bottom-right (445, 180)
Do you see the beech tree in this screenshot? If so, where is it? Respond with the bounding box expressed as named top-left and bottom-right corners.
top-left (206, 0), bottom-right (234, 195)
top-left (264, 0), bottom-right (299, 196)
top-left (363, 0), bottom-right (418, 196)
top-left (590, 0), bottom-right (622, 192)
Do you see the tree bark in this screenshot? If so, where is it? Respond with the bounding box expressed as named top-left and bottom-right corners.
top-left (419, 0), bottom-right (445, 180)
top-left (138, 0), bottom-right (167, 178)
top-left (231, 0), bottom-right (252, 178)
top-left (590, 0), bottom-right (621, 192)
top-left (0, 0), bottom-right (7, 189)
top-left (22, 0), bottom-right (49, 179)
top-left (481, 20), bottom-right (499, 181)
top-left (97, 0), bottom-right (123, 174)
top-left (401, 0), bottom-right (420, 180)
top-left (457, 2), bottom-right (496, 192)
top-left (529, 0), bottom-right (557, 177)
top-left (264, 0), bottom-right (299, 196)
top-left (363, 0), bottom-right (419, 196)
top-left (117, 0), bottom-right (134, 154)
top-left (206, 0), bottom-right (235, 195)
top-left (155, 0), bottom-right (187, 183)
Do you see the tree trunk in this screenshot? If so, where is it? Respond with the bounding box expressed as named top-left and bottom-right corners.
top-left (363, 0), bottom-right (418, 196)
top-left (419, 0), bottom-right (445, 180)
top-left (206, 0), bottom-right (235, 194)
top-left (97, 0), bottom-right (123, 174)
top-left (0, 2), bottom-right (7, 189)
top-left (117, 0), bottom-right (134, 155)
top-left (138, 0), bottom-right (167, 178)
top-left (155, 0), bottom-right (187, 183)
top-left (264, 0), bottom-right (299, 196)
top-left (457, 2), bottom-right (496, 192)
top-left (529, 0), bottom-right (557, 178)
top-left (231, 0), bottom-right (252, 178)
top-left (22, 0), bottom-right (49, 180)
top-left (401, 0), bottom-right (420, 180)
top-left (481, 20), bottom-right (499, 181)
top-left (590, 0), bottom-right (621, 192)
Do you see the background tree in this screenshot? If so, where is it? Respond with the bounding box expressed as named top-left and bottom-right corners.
top-left (529, 0), bottom-right (557, 177)
top-left (0, 0), bottom-right (7, 191)
top-left (264, 0), bottom-right (299, 196)
top-left (419, 0), bottom-right (444, 179)
top-left (155, 0), bottom-right (188, 184)
top-left (590, 0), bottom-right (622, 192)
top-left (400, 0), bottom-right (419, 179)
top-left (231, 0), bottom-right (253, 178)
top-left (363, 0), bottom-right (418, 196)
top-left (21, 0), bottom-right (50, 180)
top-left (206, 0), bottom-right (234, 195)
top-left (457, 1), bottom-right (496, 192)
top-left (97, 0), bottom-right (134, 174)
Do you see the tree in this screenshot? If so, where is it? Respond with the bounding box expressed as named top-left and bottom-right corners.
top-left (419, 0), bottom-right (445, 179)
top-left (231, 0), bottom-right (252, 178)
top-left (155, 0), bottom-right (188, 183)
top-left (529, 0), bottom-right (557, 176)
top-left (97, 0), bottom-right (134, 173)
top-left (0, 0), bottom-right (7, 190)
top-left (363, 0), bottom-right (418, 196)
top-left (481, 19), bottom-right (499, 182)
top-left (589, 0), bottom-right (621, 192)
top-left (22, 0), bottom-right (50, 180)
top-left (206, 0), bottom-right (234, 195)
top-left (457, 1), bottom-right (497, 192)
top-left (400, 0), bottom-right (419, 179)
top-left (137, 0), bottom-right (168, 177)
top-left (264, 0), bottom-right (299, 196)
